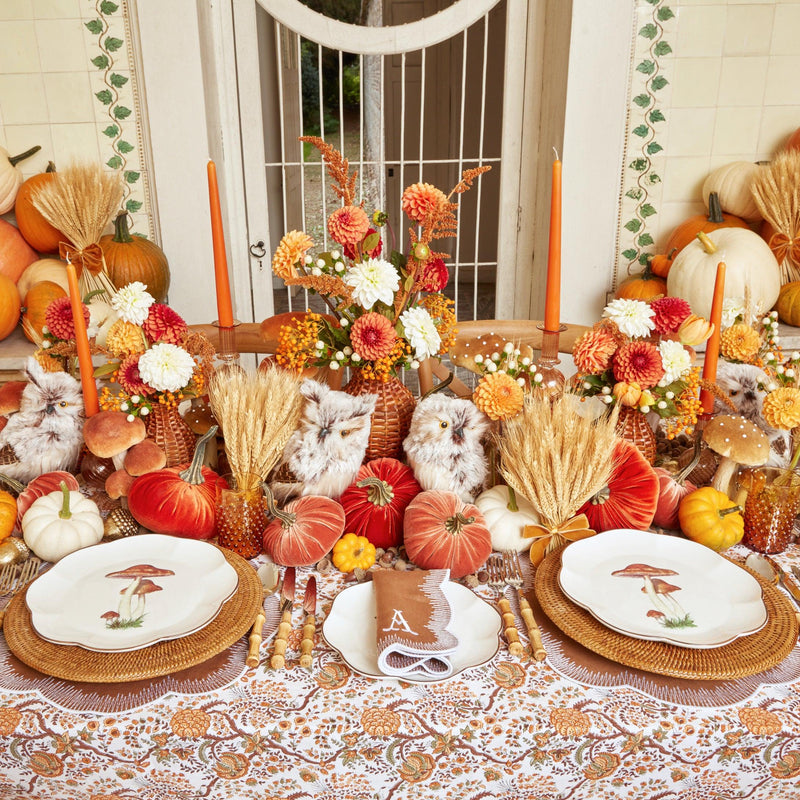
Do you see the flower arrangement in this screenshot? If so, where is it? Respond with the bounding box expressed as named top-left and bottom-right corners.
top-left (271, 137), bottom-right (490, 381)
top-left (571, 297), bottom-right (710, 438)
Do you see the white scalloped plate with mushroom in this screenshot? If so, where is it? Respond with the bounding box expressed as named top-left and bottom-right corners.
top-left (558, 529), bottom-right (767, 648)
top-left (26, 534), bottom-right (238, 652)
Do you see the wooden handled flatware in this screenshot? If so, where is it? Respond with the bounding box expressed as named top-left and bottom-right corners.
top-left (299, 576), bottom-right (317, 669)
top-left (270, 566), bottom-right (295, 669)
top-left (246, 562), bottom-right (279, 668)
top-left (487, 554), bottom-right (523, 656)
top-left (506, 551), bottom-right (546, 661)
top-left (0, 557), bottom-right (42, 631)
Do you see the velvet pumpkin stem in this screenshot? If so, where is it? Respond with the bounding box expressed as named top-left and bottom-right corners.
top-left (444, 511), bottom-right (476, 534)
top-left (0, 473), bottom-right (25, 495)
top-left (178, 425), bottom-right (218, 485)
top-left (262, 483), bottom-right (296, 527)
top-left (58, 481), bottom-right (72, 519)
top-left (8, 145), bottom-right (41, 167)
top-left (357, 476), bottom-right (394, 507)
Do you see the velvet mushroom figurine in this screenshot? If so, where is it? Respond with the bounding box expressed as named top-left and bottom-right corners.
top-left (702, 415), bottom-right (769, 499)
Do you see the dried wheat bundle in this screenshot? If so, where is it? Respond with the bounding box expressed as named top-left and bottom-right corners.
top-left (208, 367), bottom-right (303, 490)
top-left (751, 150), bottom-right (800, 282)
top-left (498, 393), bottom-right (619, 529)
top-left (31, 162), bottom-right (124, 297)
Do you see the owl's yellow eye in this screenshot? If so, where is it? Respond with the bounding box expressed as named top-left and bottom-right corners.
top-left (59, 401), bottom-right (68, 407)
top-left (439, 420), bottom-right (449, 429)
top-left (340, 429), bottom-right (351, 438)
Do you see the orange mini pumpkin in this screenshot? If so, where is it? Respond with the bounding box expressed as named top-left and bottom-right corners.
top-left (615, 264), bottom-right (667, 302)
top-left (22, 280), bottom-right (66, 342)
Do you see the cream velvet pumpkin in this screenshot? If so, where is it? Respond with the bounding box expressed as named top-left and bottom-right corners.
top-left (474, 484), bottom-right (541, 552)
top-left (701, 162), bottom-right (762, 223)
top-left (666, 228), bottom-right (780, 319)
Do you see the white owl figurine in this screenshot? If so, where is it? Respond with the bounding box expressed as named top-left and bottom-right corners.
top-left (0, 357), bottom-right (85, 483)
top-left (274, 378), bottom-right (377, 500)
top-left (403, 394), bottom-right (491, 502)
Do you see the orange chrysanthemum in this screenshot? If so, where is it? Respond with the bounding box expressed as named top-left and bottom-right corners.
top-left (327, 205), bottom-right (370, 246)
top-left (271, 230), bottom-right (314, 280)
top-left (572, 328), bottom-right (618, 374)
top-left (105, 319), bottom-right (146, 358)
top-left (473, 372), bottom-right (524, 420)
top-left (401, 182), bottom-right (447, 223)
top-left (720, 323), bottom-right (761, 362)
top-left (612, 341), bottom-right (664, 389)
top-left (350, 312), bottom-right (396, 360)
top-left (762, 387), bottom-right (800, 430)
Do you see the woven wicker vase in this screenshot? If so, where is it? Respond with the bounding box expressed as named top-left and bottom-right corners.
top-left (145, 403), bottom-right (197, 467)
top-left (615, 405), bottom-right (657, 465)
top-left (343, 370), bottom-right (416, 460)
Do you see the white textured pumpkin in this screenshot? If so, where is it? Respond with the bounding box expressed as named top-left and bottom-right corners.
top-left (22, 485), bottom-right (103, 562)
top-left (667, 228), bottom-right (780, 320)
top-left (0, 145), bottom-right (40, 215)
top-left (16, 258), bottom-right (69, 300)
top-left (474, 484), bottom-right (541, 552)
top-left (702, 161), bottom-right (762, 223)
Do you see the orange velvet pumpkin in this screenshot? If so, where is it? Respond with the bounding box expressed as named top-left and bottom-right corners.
top-left (0, 219), bottom-right (38, 284)
top-left (0, 274), bottom-right (21, 340)
top-left (14, 163), bottom-right (62, 254)
top-left (662, 193), bottom-right (748, 258)
top-left (22, 279), bottom-right (66, 342)
top-left (100, 212), bottom-right (170, 302)
top-left (615, 264), bottom-right (667, 302)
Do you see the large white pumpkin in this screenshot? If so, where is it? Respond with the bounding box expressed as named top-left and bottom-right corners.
top-left (474, 484), bottom-right (541, 552)
top-left (701, 162), bottom-right (762, 223)
top-left (667, 228), bottom-right (780, 320)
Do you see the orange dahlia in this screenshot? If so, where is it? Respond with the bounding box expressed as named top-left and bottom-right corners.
top-left (573, 328), bottom-right (618, 373)
top-left (473, 371), bottom-right (524, 420)
top-left (328, 205), bottom-right (370, 246)
top-left (142, 303), bottom-right (188, 345)
top-left (350, 312), bottom-right (396, 360)
top-left (272, 230), bottom-right (313, 280)
top-left (762, 387), bottom-right (800, 430)
top-left (612, 341), bottom-right (664, 388)
top-left (401, 182), bottom-right (447, 223)
top-left (720, 323), bottom-right (761, 362)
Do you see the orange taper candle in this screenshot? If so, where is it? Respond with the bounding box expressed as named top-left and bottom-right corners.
top-left (65, 262), bottom-right (99, 416)
top-left (543, 153), bottom-right (562, 332)
top-left (700, 261), bottom-right (726, 414)
top-left (207, 160), bottom-right (234, 327)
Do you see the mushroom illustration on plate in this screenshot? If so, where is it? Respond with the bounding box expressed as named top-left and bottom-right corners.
top-left (102, 564), bottom-right (175, 628)
top-left (611, 563), bottom-right (696, 629)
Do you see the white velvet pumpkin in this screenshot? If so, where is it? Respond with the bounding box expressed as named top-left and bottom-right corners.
top-left (666, 228), bottom-right (780, 319)
top-left (701, 162), bottom-right (762, 223)
top-left (474, 484), bottom-right (541, 552)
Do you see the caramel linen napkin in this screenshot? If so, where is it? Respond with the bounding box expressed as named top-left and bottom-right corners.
top-left (373, 569), bottom-right (459, 679)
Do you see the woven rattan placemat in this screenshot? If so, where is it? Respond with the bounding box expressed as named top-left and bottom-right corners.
top-left (3, 547), bottom-right (262, 683)
top-left (535, 548), bottom-right (799, 680)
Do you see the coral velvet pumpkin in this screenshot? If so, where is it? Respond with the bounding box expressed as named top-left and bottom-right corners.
top-left (577, 439), bottom-right (659, 532)
top-left (262, 489), bottom-right (345, 566)
top-left (127, 428), bottom-right (226, 539)
top-left (0, 469), bottom-right (81, 530)
top-left (339, 458), bottom-right (421, 549)
top-left (403, 490), bottom-right (492, 579)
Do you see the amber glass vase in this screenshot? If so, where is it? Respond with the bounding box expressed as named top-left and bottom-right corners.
top-left (216, 473), bottom-right (267, 559)
top-left (740, 467), bottom-right (800, 554)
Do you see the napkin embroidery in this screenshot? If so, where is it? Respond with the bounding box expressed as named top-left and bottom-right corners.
top-left (374, 569), bottom-right (459, 678)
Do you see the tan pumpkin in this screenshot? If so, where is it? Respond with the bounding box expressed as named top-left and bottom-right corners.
top-left (701, 162), bottom-right (762, 223)
top-left (100, 212), bottom-right (170, 302)
top-left (22, 280), bottom-right (66, 342)
top-left (16, 258), bottom-right (68, 300)
top-left (0, 274), bottom-right (21, 340)
top-left (0, 219), bottom-right (38, 284)
top-left (14, 163), bottom-right (62, 253)
top-left (615, 263), bottom-right (667, 301)
top-left (0, 145), bottom-right (41, 215)
top-left (776, 282), bottom-right (800, 327)
top-left (667, 229), bottom-right (780, 320)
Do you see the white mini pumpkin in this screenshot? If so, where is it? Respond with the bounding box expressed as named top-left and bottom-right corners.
top-left (701, 161), bottom-right (762, 223)
top-left (22, 483), bottom-right (103, 562)
top-left (474, 484), bottom-right (541, 552)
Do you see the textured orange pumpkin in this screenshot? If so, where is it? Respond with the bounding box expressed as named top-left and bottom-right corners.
top-left (0, 219), bottom-right (38, 284)
top-left (403, 490), bottom-right (492, 579)
top-left (14, 163), bottom-right (62, 253)
top-left (615, 264), bottom-right (667, 302)
top-left (662, 193), bottom-right (748, 258)
top-left (22, 280), bottom-right (66, 342)
top-left (776, 281), bottom-right (800, 327)
top-left (0, 274), bottom-right (21, 340)
top-left (100, 212), bottom-right (170, 302)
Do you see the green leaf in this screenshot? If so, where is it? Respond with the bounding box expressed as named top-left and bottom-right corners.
top-left (85, 19), bottom-right (103, 34)
top-left (107, 155), bottom-right (122, 169)
top-left (105, 36), bottom-right (123, 53)
top-left (648, 173), bottom-right (661, 184)
top-left (632, 124), bottom-right (649, 138)
top-left (640, 203), bottom-right (657, 218)
top-left (102, 124), bottom-right (119, 138)
top-left (95, 89), bottom-right (113, 105)
top-left (625, 188), bottom-right (643, 200)
top-left (362, 231), bottom-right (380, 252)
top-left (646, 141), bottom-right (663, 155)
top-left (404, 274), bottom-right (414, 291)
top-left (621, 248), bottom-right (638, 261)
top-left (639, 23), bottom-right (657, 39)
top-left (636, 60), bottom-right (656, 75)
top-left (109, 72), bottom-right (128, 88)
top-left (91, 54), bottom-right (109, 69)
top-left (638, 233), bottom-right (654, 246)
top-left (124, 170), bottom-right (140, 184)
top-left (624, 219), bottom-right (642, 233)
top-left (651, 75), bottom-right (669, 91)
top-left (657, 6), bottom-right (674, 21)
top-left (632, 93), bottom-right (651, 108)
top-left (126, 199), bottom-right (143, 213)
top-left (654, 41), bottom-right (672, 56)
top-left (113, 105), bottom-right (132, 119)
top-left (100, 0), bottom-right (119, 12)
top-left (117, 140), bottom-right (134, 154)
top-left (639, 253), bottom-right (651, 266)
top-left (649, 109), bottom-right (666, 124)
top-left (629, 158), bottom-right (648, 172)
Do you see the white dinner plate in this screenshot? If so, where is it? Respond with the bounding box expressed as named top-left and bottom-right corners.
top-left (558, 529), bottom-right (767, 649)
top-left (323, 579), bottom-right (501, 682)
top-left (26, 534), bottom-right (239, 652)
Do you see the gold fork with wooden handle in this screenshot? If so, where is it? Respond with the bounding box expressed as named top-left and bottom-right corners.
top-left (299, 576), bottom-right (317, 669)
top-left (270, 566), bottom-right (295, 669)
top-left (0, 557), bottom-right (42, 631)
top-left (505, 551), bottom-right (546, 661)
top-left (487, 554), bottom-right (523, 656)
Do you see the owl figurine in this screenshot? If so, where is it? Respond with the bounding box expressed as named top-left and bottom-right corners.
top-left (403, 394), bottom-right (491, 502)
top-left (273, 378), bottom-right (377, 500)
top-left (0, 357), bottom-right (85, 483)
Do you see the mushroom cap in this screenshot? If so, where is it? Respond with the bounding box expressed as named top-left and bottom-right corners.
top-left (0, 381), bottom-right (26, 416)
top-left (643, 578), bottom-right (681, 594)
top-left (100, 610), bottom-right (120, 619)
top-left (105, 469), bottom-right (136, 500)
top-left (646, 609), bottom-right (665, 618)
top-left (83, 411), bottom-right (146, 458)
top-left (611, 563), bottom-right (679, 578)
top-left (123, 578), bottom-right (163, 595)
top-left (105, 564), bottom-right (176, 579)
top-left (124, 439), bottom-right (167, 476)
top-left (448, 332), bottom-right (533, 374)
top-left (702, 414), bottom-right (769, 467)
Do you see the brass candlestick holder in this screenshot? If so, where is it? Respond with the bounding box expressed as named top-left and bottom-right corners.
top-left (533, 324), bottom-right (566, 398)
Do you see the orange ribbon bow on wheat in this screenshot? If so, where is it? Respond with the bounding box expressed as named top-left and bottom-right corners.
top-left (767, 232), bottom-right (800, 271)
top-left (523, 513), bottom-right (596, 566)
top-left (59, 242), bottom-right (104, 278)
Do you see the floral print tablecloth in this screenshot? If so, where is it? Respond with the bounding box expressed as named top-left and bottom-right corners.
top-left (2, 562), bottom-right (800, 800)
